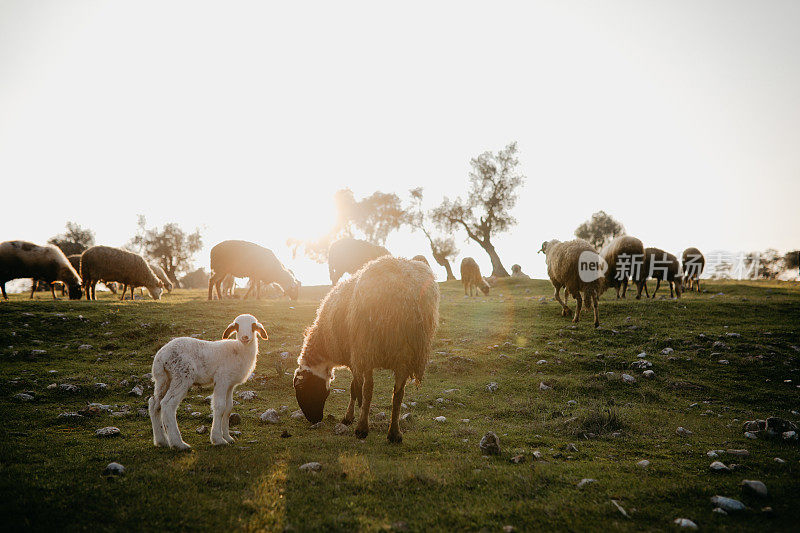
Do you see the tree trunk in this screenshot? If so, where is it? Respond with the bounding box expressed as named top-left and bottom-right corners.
top-left (481, 240), bottom-right (509, 277)
top-left (442, 260), bottom-right (456, 280)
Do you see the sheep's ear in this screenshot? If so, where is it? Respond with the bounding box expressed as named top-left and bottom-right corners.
top-left (223, 322), bottom-right (238, 339)
top-left (253, 322), bottom-right (268, 340)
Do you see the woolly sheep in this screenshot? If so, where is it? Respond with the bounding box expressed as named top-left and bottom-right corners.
top-left (294, 256), bottom-right (439, 443)
top-left (682, 247), bottom-right (705, 292)
top-left (511, 264), bottom-right (530, 279)
top-left (539, 239), bottom-right (605, 327)
top-left (81, 246), bottom-right (163, 301)
top-left (327, 237), bottom-right (390, 285)
top-left (208, 240), bottom-right (300, 301)
top-left (600, 235), bottom-right (646, 299)
top-left (149, 314), bottom-right (268, 449)
top-left (149, 263), bottom-right (174, 292)
top-left (0, 240), bottom-right (82, 300)
top-left (69, 253), bottom-right (118, 295)
top-left (460, 257), bottom-right (490, 296)
top-left (635, 247), bottom-right (683, 299)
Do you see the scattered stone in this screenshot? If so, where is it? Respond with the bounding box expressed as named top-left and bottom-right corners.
top-left (229, 413), bottom-right (241, 426)
top-left (713, 341), bottom-right (728, 350)
top-left (610, 500), bottom-right (629, 518)
top-left (539, 382), bottom-right (552, 391)
top-left (479, 432), bottom-right (500, 455)
top-left (532, 451), bottom-right (543, 460)
top-left (103, 462), bottom-right (125, 476)
top-left (196, 425), bottom-right (208, 434)
top-left (95, 383), bottom-right (108, 390)
top-left (774, 457), bottom-right (787, 464)
top-left (12, 393), bottom-right (34, 402)
top-left (783, 430), bottom-right (797, 441)
top-left (510, 454), bottom-right (525, 464)
top-left (95, 426), bottom-right (121, 437)
top-left (536, 359), bottom-right (547, 365)
top-left (59, 383), bottom-right (78, 392)
top-left (31, 349), bottom-right (47, 356)
top-left (744, 431), bottom-right (758, 439)
top-left (564, 443), bottom-right (578, 452)
top-left (290, 409), bottom-right (305, 420)
top-left (237, 390), bottom-right (257, 401)
top-left (577, 478), bottom-right (596, 488)
top-left (259, 409), bottom-right (280, 424)
top-left (661, 348), bottom-right (674, 355)
top-left (333, 423), bottom-right (349, 435)
top-left (718, 359), bottom-right (729, 365)
top-left (486, 382), bottom-right (499, 392)
top-left (299, 462), bottom-right (321, 472)
top-left (46, 383), bottom-right (57, 389)
top-left (637, 351), bottom-right (647, 358)
top-left (622, 374), bottom-right (636, 384)
top-left (309, 421), bottom-right (323, 429)
top-left (567, 400), bottom-right (577, 406)
top-left (434, 416), bottom-right (447, 423)
top-left (78, 344), bottom-right (93, 350)
top-left (191, 411), bottom-right (202, 418)
top-left (741, 480), bottom-right (767, 498)
top-left (637, 459), bottom-right (650, 468)
top-left (709, 461), bottom-right (730, 472)
top-left (58, 411), bottom-right (83, 419)
top-left (373, 411), bottom-right (387, 422)
top-left (129, 385), bottom-right (143, 397)
top-left (673, 518), bottom-right (698, 529)
top-left (707, 450), bottom-right (724, 458)
top-left (710, 495), bottom-right (746, 513)
top-left (629, 360), bottom-right (652, 369)
top-left (642, 370), bottom-right (655, 379)
top-left (713, 507), bottom-right (728, 516)
top-left (676, 427), bottom-right (693, 437)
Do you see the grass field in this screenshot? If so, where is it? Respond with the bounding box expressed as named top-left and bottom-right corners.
top-left (1, 279), bottom-right (799, 531)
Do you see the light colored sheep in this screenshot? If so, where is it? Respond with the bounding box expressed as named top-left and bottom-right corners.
top-left (81, 246), bottom-right (163, 301)
top-left (294, 256), bottom-right (439, 443)
top-left (149, 314), bottom-right (268, 449)
top-left (635, 247), bottom-right (683, 299)
top-left (411, 254), bottom-right (430, 266)
top-left (149, 263), bottom-right (174, 292)
top-left (208, 240), bottom-right (300, 301)
top-left (682, 247), bottom-right (705, 292)
top-left (600, 235), bottom-right (646, 299)
top-left (539, 239), bottom-right (605, 327)
top-left (327, 237), bottom-right (390, 284)
top-left (460, 257), bottom-right (490, 296)
top-left (0, 240), bottom-right (82, 300)
top-left (511, 264), bottom-right (530, 279)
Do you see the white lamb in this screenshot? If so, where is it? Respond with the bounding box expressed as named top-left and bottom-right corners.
top-left (148, 314), bottom-right (268, 450)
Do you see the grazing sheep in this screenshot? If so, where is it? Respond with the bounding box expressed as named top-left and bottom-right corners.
top-left (460, 257), bottom-right (490, 296)
top-left (682, 247), bottom-right (705, 292)
top-left (149, 314), bottom-right (268, 449)
top-left (220, 274), bottom-right (236, 298)
top-left (149, 263), bottom-right (174, 292)
top-left (81, 246), bottom-right (163, 301)
top-left (600, 236), bottom-right (646, 299)
top-left (327, 237), bottom-right (390, 284)
top-left (412, 254), bottom-right (430, 266)
top-left (511, 264), bottom-right (530, 279)
top-left (635, 247), bottom-right (683, 299)
top-left (294, 256), bottom-right (439, 443)
top-left (0, 241), bottom-right (82, 300)
top-left (69, 253), bottom-right (118, 295)
top-left (208, 240), bottom-right (300, 301)
top-left (539, 239), bottom-right (605, 327)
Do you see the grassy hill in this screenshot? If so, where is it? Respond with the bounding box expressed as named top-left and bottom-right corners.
top-left (1, 279), bottom-right (799, 531)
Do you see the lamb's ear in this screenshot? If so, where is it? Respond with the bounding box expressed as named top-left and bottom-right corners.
top-left (223, 322), bottom-right (238, 339)
top-left (253, 322), bottom-right (268, 340)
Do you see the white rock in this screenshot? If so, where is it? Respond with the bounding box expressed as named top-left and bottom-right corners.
top-left (103, 462), bottom-right (125, 475)
top-left (782, 430), bottom-right (797, 441)
top-left (486, 382), bottom-right (499, 392)
top-left (741, 479), bottom-right (767, 498)
top-left (622, 374), bottom-right (636, 384)
top-left (129, 385), bottom-right (143, 397)
top-left (539, 382), bottom-right (552, 391)
top-left (642, 370), bottom-right (655, 379)
top-left (299, 462), bottom-right (322, 472)
top-left (237, 390), bottom-right (257, 401)
top-left (290, 409), bottom-right (305, 420)
top-left (95, 426), bottom-right (121, 437)
top-left (536, 359), bottom-right (547, 365)
top-left (566, 400), bottom-right (577, 406)
top-left (479, 432), bottom-right (501, 455)
top-left (434, 416), bottom-right (447, 422)
top-left (59, 384), bottom-right (78, 392)
top-left (333, 423), bottom-right (349, 435)
top-left (577, 478), bottom-right (596, 488)
top-left (259, 409), bottom-right (280, 424)
top-left (727, 448), bottom-right (749, 457)
top-left (710, 495), bottom-right (745, 512)
top-left (95, 383), bottom-right (108, 389)
top-left (774, 457), bottom-right (787, 464)
top-left (661, 347), bottom-right (674, 355)
top-left (13, 393), bottom-right (34, 402)
top-left (78, 344), bottom-right (93, 350)
top-left (712, 507), bottom-right (727, 515)
top-left (676, 427), bottom-right (693, 436)
top-left (709, 461), bottom-right (730, 472)
top-left (744, 431), bottom-right (757, 439)
top-left (673, 518), bottom-right (698, 529)
top-left (46, 383), bottom-right (57, 389)
top-left (637, 459), bottom-right (650, 468)
top-left (637, 352), bottom-right (647, 358)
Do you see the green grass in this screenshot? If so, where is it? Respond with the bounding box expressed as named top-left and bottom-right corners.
top-left (1, 279), bottom-right (799, 531)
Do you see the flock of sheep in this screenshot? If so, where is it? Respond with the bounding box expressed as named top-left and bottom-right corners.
top-left (1, 233), bottom-right (706, 445)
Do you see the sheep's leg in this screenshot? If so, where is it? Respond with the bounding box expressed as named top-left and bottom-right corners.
top-left (590, 291), bottom-right (600, 328)
top-left (621, 277), bottom-right (628, 298)
top-left (29, 280), bottom-right (37, 299)
top-left (50, 283), bottom-right (58, 300)
top-left (463, 282), bottom-right (467, 296)
top-left (207, 273), bottom-right (218, 300)
top-left (669, 281), bottom-right (675, 299)
top-left (91, 281), bottom-right (97, 300)
top-left (388, 373), bottom-right (408, 443)
top-left (572, 291), bottom-right (583, 323)
top-left (1, 282), bottom-right (7, 300)
top-left (149, 376), bottom-right (171, 447)
top-left (652, 279), bottom-right (661, 298)
top-left (342, 374), bottom-right (363, 425)
top-left (242, 283), bottom-right (255, 300)
top-left (160, 378), bottom-right (192, 450)
top-left (553, 286), bottom-right (571, 317)
top-left (354, 370), bottom-right (374, 439)
top-left (221, 385), bottom-right (235, 443)
top-left (210, 386), bottom-right (231, 446)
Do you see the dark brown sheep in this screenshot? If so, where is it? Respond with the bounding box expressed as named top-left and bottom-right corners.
top-left (635, 247), bottom-right (683, 299)
top-left (208, 240), bottom-right (299, 300)
top-left (682, 247), bottom-right (705, 292)
top-left (81, 246), bottom-right (163, 301)
top-left (460, 257), bottom-right (490, 296)
top-left (0, 241), bottom-right (82, 300)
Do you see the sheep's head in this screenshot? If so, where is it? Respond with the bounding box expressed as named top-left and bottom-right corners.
top-left (147, 286), bottom-right (163, 300)
top-left (293, 365), bottom-right (330, 424)
top-left (539, 241), bottom-right (549, 254)
top-left (480, 277), bottom-right (491, 295)
top-left (67, 283), bottom-right (83, 300)
top-left (223, 314), bottom-right (268, 345)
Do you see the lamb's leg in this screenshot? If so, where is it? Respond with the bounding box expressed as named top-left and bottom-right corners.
top-left (161, 378), bottom-right (192, 450)
top-left (572, 291), bottom-right (583, 323)
top-left (210, 386), bottom-right (231, 446)
top-left (652, 279), bottom-right (661, 298)
top-left (553, 286), bottom-right (571, 317)
top-left (388, 373), bottom-right (408, 443)
top-left (149, 375), bottom-right (171, 447)
top-left (354, 370), bottom-right (374, 439)
top-left (342, 374), bottom-right (363, 425)
top-left (221, 385), bottom-right (235, 443)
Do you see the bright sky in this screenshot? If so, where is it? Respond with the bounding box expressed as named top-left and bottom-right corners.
top-left (1, 1), bottom-right (798, 286)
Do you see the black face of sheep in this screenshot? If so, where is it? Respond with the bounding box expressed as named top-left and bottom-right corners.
top-left (293, 368), bottom-right (329, 423)
top-left (67, 284), bottom-right (83, 300)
